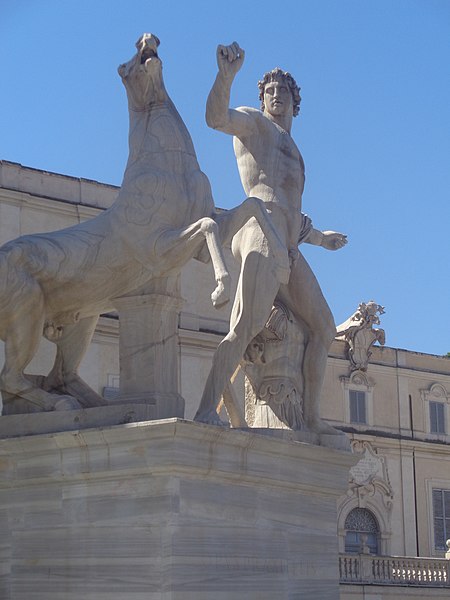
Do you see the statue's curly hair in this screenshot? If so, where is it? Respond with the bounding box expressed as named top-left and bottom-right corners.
top-left (258, 68), bottom-right (301, 117)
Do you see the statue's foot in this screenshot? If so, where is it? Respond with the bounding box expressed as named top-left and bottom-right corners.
top-left (211, 274), bottom-right (231, 309)
top-left (2, 387), bottom-right (81, 413)
top-left (59, 374), bottom-right (107, 408)
top-left (194, 408), bottom-right (229, 427)
top-left (306, 417), bottom-right (343, 436)
top-left (305, 417), bottom-right (350, 449)
top-left (0, 373), bottom-right (82, 412)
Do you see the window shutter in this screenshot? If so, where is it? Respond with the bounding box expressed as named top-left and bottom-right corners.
top-left (349, 390), bottom-right (366, 424)
top-left (430, 401), bottom-right (445, 434)
top-left (433, 489), bottom-right (450, 550)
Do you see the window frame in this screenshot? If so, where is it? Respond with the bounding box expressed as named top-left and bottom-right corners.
top-left (432, 488), bottom-right (450, 551)
top-left (341, 372), bottom-right (374, 428)
top-left (426, 479), bottom-right (450, 556)
top-left (349, 389), bottom-right (367, 424)
top-left (344, 507), bottom-right (380, 555)
top-left (430, 400), bottom-right (446, 434)
top-left (422, 384), bottom-right (449, 440)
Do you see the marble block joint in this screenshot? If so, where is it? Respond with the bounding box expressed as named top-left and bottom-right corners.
top-left (0, 419), bottom-right (356, 600)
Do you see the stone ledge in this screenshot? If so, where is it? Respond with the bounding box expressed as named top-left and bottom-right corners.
top-left (0, 418), bottom-right (356, 496)
top-left (0, 403), bottom-right (177, 440)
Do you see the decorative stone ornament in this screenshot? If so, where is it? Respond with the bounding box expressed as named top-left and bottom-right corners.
top-left (336, 301), bottom-right (385, 372)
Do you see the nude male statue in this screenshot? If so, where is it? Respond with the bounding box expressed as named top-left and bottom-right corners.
top-left (194, 42), bottom-right (347, 433)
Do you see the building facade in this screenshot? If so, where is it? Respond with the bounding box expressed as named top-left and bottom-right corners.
top-left (0, 160), bottom-right (449, 598)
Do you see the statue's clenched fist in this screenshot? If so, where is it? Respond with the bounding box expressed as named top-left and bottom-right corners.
top-left (216, 42), bottom-right (245, 78)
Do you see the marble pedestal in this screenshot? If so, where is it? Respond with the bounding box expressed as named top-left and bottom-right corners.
top-left (0, 419), bottom-right (355, 599)
top-left (112, 290), bottom-right (185, 418)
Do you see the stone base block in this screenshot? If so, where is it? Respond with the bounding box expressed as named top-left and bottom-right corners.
top-left (0, 398), bottom-right (184, 439)
top-left (115, 391), bottom-right (185, 419)
top-left (0, 419), bottom-right (355, 599)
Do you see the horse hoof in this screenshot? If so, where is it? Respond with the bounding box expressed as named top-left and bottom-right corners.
top-left (211, 293), bottom-right (230, 309)
top-left (211, 276), bottom-right (231, 309)
top-left (194, 410), bottom-right (229, 427)
top-left (53, 396), bottom-right (82, 411)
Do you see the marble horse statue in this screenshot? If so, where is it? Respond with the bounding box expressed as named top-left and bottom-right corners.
top-left (0, 34), bottom-right (288, 415)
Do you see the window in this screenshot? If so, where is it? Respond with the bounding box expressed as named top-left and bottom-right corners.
top-left (422, 384), bottom-right (449, 436)
top-left (341, 372), bottom-right (374, 427)
top-left (433, 489), bottom-right (450, 550)
top-left (349, 390), bottom-right (366, 424)
top-left (430, 401), bottom-right (446, 434)
top-left (344, 507), bottom-right (379, 554)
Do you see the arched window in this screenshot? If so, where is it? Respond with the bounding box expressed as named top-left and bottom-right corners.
top-left (344, 508), bottom-right (380, 554)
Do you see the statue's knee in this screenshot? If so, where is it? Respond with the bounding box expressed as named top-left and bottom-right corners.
top-left (322, 314), bottom-right (337, 346)
top-left (309, 311), bottom-right (335, 348)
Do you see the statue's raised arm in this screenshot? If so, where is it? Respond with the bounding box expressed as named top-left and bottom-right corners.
top-left (195, 44), bottom-right (349, 440)
top-left (206, 42), bottom-right (256, 136)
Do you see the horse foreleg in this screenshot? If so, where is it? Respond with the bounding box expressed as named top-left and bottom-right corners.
top-left (215, 197), bottom-right (291, 284)
top-left (156, 217), bottom-right (231, 309)
top-left (198, 218), bottom-right (231, 308)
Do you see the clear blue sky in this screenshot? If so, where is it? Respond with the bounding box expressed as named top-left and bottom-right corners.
top-left (1, 0), bottom-right (449, 356)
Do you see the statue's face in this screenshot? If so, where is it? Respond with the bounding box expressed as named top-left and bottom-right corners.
top-left (263, 78), bottom-right (293, 117)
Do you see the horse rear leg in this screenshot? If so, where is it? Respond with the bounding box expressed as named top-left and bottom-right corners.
top-left (45, 316), bottom-right (106, 408)
top-left (0, 286), bottom-right (79, 413)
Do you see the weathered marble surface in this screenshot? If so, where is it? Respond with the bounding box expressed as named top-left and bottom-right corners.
top-left (0, 419), bottom-right (356, 599)
top-left (195, 42), bottom-right (347, 435)
top-left (336, 301), bottom-right (385, 372)
top-left (0, 403), bottom-right (181, 439)
top-left (0, 33), bottom-right (228, 415)
top-left (0, 34), bottom-right (288, 416)
top-left (244, 301), bottom-right (306, 429)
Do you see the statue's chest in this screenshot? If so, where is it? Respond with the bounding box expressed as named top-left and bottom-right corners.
top-left (276, 130), bottom-right (304, 173)
top-left (261, 128), bottom-right (305, 195)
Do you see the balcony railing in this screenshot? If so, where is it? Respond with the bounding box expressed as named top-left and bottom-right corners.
top-left (339, 553), bottom-right (450, 587)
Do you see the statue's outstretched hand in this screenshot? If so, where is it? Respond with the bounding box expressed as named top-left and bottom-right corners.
top-left (321, 231), bottom-right (348, 251)
top-left (217, 42), bottom-right (245, 79)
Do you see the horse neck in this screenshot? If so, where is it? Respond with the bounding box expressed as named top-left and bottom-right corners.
top-left (126, 96), bottom-right (197, 162)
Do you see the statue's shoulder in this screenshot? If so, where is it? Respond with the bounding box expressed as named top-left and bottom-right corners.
top-left (235, 106), bottom-right (263, 121)
top-left (234, 106), bottom-right (267, 138)
top-left (235, 106), bottom-right (260, 115)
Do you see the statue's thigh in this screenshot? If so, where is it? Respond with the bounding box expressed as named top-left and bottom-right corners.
top-left (230, 250), bottom-right (280, 336)
top-left (278, 253), bottom-right (333, 332)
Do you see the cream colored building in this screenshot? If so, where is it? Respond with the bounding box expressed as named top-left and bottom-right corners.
top-left (0, 160), bottom-right (449, 598)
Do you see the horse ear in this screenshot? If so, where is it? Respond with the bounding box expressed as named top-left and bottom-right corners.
top-left (135, 33), bottom-right (160, 52)
top-left (135, 34), bottom-right (145, 51)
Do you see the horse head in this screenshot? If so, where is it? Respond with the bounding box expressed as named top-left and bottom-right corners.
top-left (118, 33), bottom-right (167, 110)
